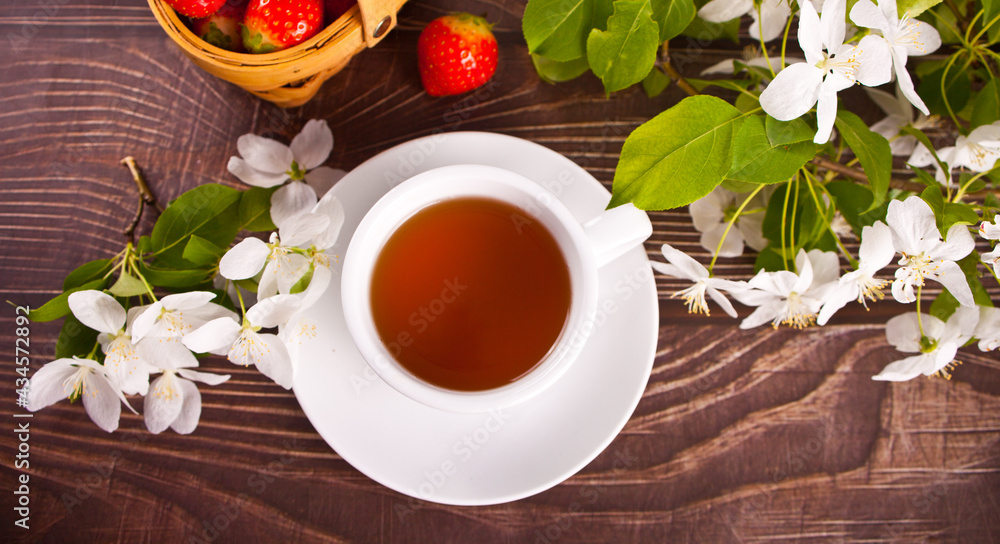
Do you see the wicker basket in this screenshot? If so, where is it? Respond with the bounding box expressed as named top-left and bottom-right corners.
top-left (148, 0), bottom-right (407, 107)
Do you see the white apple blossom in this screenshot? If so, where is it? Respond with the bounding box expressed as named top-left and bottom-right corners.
top-left (219, 194), bottom-right (344, 307)
top-left (818, 222), bottom-right (895, 324)
top-left (874, 307), bottom-right (978, 381)
top-left (698, 0), bottom-right (792, 42)
top-left (27, 357), bottom-right (134, 433)
top-left (885, 197), bottom-right (975, 306)
top-left (651, 244), bottom-right (748, 318)
top-left (689, 187), bottom-right (768, 257)
top-left (973, 306), bottom-right (1000, 352)
top-left (732, 249), bottom-right (840, 329)
top-left (67, 290), bottom-right (152, 396)
top-left (951, 121), bottom-right (1000, 172)
top-left (906, 142), bottom-right (954, 185)
top-left (981, 217), bottom-right (1000, 277)
top-left (850, 0), bottom-right (942, 114)
top-left (140, 345), bottom-right (230, 435)
top-left (130, 291), bottom-right (236, 343)
top-left (227, 119), bottom-right (346, 228)
top-left (759, 0), bottom-right (891, 144)
top-left (182, 295), bottom-right (303, 389)
top-left (866, 86), bottom-right (940, 156)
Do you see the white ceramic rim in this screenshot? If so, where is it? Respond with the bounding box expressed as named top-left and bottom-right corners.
top-left (341, 164), bottom-right (599, 413)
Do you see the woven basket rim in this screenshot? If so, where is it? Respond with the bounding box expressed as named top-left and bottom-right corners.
top-left (148, 0), bottom-right (361, 68)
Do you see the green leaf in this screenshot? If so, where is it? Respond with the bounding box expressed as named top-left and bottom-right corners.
top-left (587, 0), bottom-right (660, 94)
top-left (942, 202), bottom-right (980, 234)
top-left (918, 65), bottom-right (971, 118)
top-left (137, 235), bottom-right (152, 254)
top-left (929, 288), bottom-right (959, 321)
top-left (958, 252), bottom-right (994, 307)
top-left (55, 313), bottom-right (100, 360)
top-left (523, 0), bottom-right (596, 62)
top-left (834, 110), bottom-right (892, 211)
top-left (642, 66), bottom-right (671, 97)
top-left (239, 186), bottom-right (278, 232)
top-left (895, 0), bottom-right (942, 17)
top-left (138, 263), bottom-right (213, 289)
top-left (754, 245), bottom-right (787, 272)
top-left (650, 0), bottom-right (696, 41)
top-left (289, 264), bottom-right (315, 295)
top-left (531, 54), bottom-right (591, 83)
top-left (825, 180), bottom-right (889, 234)
top-left (686, 77), bottom-right (753, 93)
top-left (610, 95), bottom-right (745, 210)
top-left (972, 76), bottom-right (1000, 130)
top-left (726, 115), bottom-right (817, 185)
top-left (63, 259), bottom-right (113, 291)
top-left (150, 184), bottom-right (241, 265)
top-left (761, 181), bottom-right (826, 253)
top-left (108, 272), bottom-right (148, 298)
top-left (983, 0), bottom-right (1000, 42)
top-left (29, 279), bottom-right (106, 322)
top-left (901, 125), bottom-right (950, 175)
top-left (183, 234), bottom-right (226, 267)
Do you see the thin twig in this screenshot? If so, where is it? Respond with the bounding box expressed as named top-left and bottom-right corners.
top-left (125, 196), bottom-right (144, 240)
top-left (661, 41), bottom-right (699, 97)
top-left (120, 156), bottom-right (162, 212)
top-left (811, 157), bottom-right (999, 199)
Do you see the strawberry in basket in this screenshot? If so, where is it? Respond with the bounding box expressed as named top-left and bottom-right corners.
top-left (190, 0), bottom-right (248, 52)
top-left (165, 0), bottom-right (226, 18)
top-left (242, 0), bottom-right (325, 53)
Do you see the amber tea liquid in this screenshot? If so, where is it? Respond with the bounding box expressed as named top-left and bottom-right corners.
top-left (370, 197), bottom-right (572, 392)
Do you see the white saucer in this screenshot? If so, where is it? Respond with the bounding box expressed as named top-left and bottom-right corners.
top-left (291, 132), bottom-right (658, 506)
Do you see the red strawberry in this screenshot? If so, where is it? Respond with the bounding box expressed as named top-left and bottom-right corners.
top-left (242, 0), bottom-right (324, 54)
top-left (191, 0), bottom-right (248, 52)
top-left (417, 13), bottom-right (498, 97)
top-left (164, 0), bottom-right (226, 18)
top-left (323, 0), bottom-right (355, 26)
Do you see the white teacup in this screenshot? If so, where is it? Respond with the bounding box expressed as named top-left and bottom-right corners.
top-left (341, 164), bottom-right (651, 412)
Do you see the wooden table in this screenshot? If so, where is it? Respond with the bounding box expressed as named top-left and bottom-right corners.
top-left (2, 1), bottom-right (999, 542)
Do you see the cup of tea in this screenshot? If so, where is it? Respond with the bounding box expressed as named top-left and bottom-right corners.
top-left (341, 164), bottom-right (652, 412)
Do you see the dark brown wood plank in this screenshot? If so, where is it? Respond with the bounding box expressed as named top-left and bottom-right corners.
top-left (1, 1), bottom-right (999, 543)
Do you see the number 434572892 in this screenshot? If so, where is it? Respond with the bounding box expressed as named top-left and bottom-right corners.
top-left (15, 306), bottom-right (30, 405)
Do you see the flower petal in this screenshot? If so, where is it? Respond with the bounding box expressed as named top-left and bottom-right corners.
top-left (849, 0), bottom-right (889, 33)
top-left (182, 317), bottom-right (241, 355)
top-left (697, 0), bottom-right (751, 23)
top-left (814, 80), bottom-right (842, 144)
top-left (932, 260), bottom-right (975, 307)
top-left (885, 311), bottom-right (934, 352)
top-left (297, 262), bottom-right (332, 311)
top-left (68, 290), bottom-right (126, 335)
top-left (304, 166), bottom-right (347, 199)
top-left (161, 291), bottom-right (217, 311)
top-left (660, 243), bottom-right (708, 280)
top-left (270, 181), bottom-right (318, 229)
top-left (798, 0), bottom-right (824, 63)
top-left (750, 0), bottom-right (791, 42)
top-left (701, 222), bottom-right (746, 257)
top-left (82, 371), bottom-right (124, 433)
top-left (230, 331), bottom-right (294, 389)
top-left (817, 282), bottom-right (857, 325)
top-left (740, 301), bottom-right (782, 329)
top-left (280, 212), bottom-right (330, 248)
top-left (311, 193), bottom-right (345, 250)
top-left (974, 306), bottom-right (1000, 351)
top-left (290, 119), bottom-right (333, 170)
top-left (820, 0), bottom-right (846, 51)
top-left (227, 157), bottom-right (289, 188)
top-left (760, 63), bottom-right (823, 122)
top-left (858, 221), bottom-right (895, 271)
top-left (137, 337), bottom-right (199, 371)
top-left (886, 197), bottom-right (938, 254)
top-left (934, 223), bottom-right (975, 261)
top-left (706, 286), bottom-right (739, 318)
top-left (906, 20), bottom-right (940, 56)
top-left (854, 35), bottom-right (893, 87)
top-left (247, 294), bottom-right (303, 329)
top-left (144, 373), bottom-right (184, 434)
top-left (237, 134), bottom-right (293, 174)
top-left (27, 359), bottom-right (77, 411)
top-left (872, 353), bottom-right (935, 381)
top-left (178, 368), bottom-right (231, 386)
top-left (689, 190), bottom-right (726, 232)
top-left (170, 378), bottom-right (203, 435)
top-left (220, 237), bottom-right (271, 280)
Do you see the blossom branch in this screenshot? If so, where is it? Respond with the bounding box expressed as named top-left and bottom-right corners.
top-left (660, 42), bottom-right (699, 97)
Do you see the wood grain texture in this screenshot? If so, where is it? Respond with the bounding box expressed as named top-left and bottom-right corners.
top-left (1, 1), bottom-right (999, 543)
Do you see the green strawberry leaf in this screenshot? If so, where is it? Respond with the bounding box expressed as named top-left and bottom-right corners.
top-left (610, 95), bottom-right (745, 210)
top-left (202, 22), bottom-right (233, 49)
top-left (587, 0), bottom-right (660, 95)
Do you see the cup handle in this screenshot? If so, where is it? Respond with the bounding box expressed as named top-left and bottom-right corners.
top-left (582, 203), bottom-right (653, 268)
